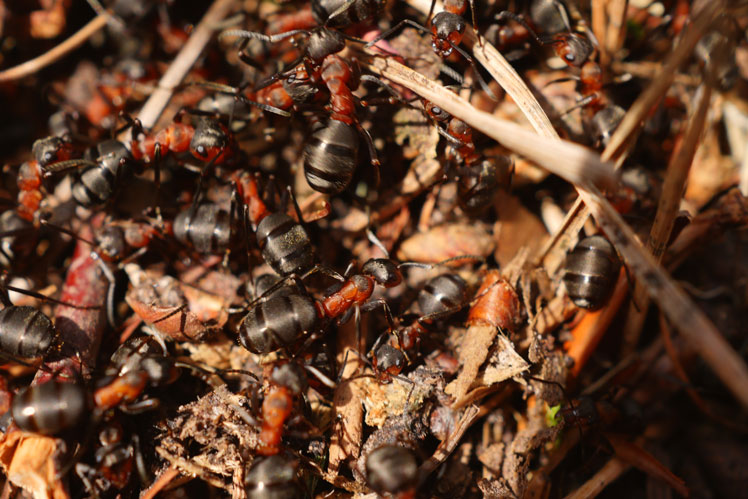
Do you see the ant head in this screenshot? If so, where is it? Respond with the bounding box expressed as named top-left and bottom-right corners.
top-left (190, 117), bottom-right (229, 162)
top-left (423, 100), bottom-right (451, 122)
top-left (307, 28), bottom-right (345, 63)
top-left (282, 69), bottom-right (320, 105)
top-left (554, 33), bottom-right (593, 67)
top-left (430, 12), bottom-right (466, 57)
top-left (373, 343), bottom-right (405, 378)
top-left (94, 226), bottom-right (127, 262)
top-left (362, 259), bottom-right (402, 288)
top-left (32, 136), bottom-right (72, 167)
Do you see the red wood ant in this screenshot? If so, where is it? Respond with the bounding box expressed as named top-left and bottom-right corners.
top-left (16, 135), bottom-right (74, 223)
top-left (365, 0), bottom-right (497, 99)
top-left (238, 257), bottom-right (404, 355)
top-left (372, 272), bottom-right (470, 381)
top-left (421, 98), bottom-right (514, 212)
top-left (221, 26), bottom-right (382, 195)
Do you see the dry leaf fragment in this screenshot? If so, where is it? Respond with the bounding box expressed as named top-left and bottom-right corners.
top-left (397, 223), bottom-right (495, 263)
top-left (477, 335), bottom-right (530, 387)
top-left (446, 326), bottom-right (528, 407)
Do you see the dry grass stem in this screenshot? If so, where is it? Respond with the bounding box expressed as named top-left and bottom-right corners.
top-left (406, 0), bottom-right (559, 139)
top-left (417, 405), bottom-right (480, 479)
top-left (563, 457), bottom-right (630, 499)
top-left (604, 0), bottom-right (628, 64)
top-left (622, 84), bottom-right (713, 355)
top-left (601, 0), bottom-right (723, 162)
top-left (0, 14), bottom-right (110, 82)
top-left (328, 320), bottom-right (364, 474)
top-left (363, 57), bottom-right (618, 190)
top-left (580, 184), bottom-right (748, 410)
top-left (591, 0), bottom-right (608, 67)
top-left (136, 0), bottom-right (239, 130)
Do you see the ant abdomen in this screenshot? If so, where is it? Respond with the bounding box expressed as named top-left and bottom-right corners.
top-left (238, 292), bottom-right (318, 354)
top-left (418, 273), bottom-right (468, 318)
top-left (11, 380), bottom-right (91, 435)
top-left (256, 212), bottom-right (315, 277)
top-left (73, 140), bottom-right (135, 207)
top-left (562, 235), bottom-right (620, 310)
top-left (304, 120), bottom-right (359, 195)
top-left (173, 204), bottom-right (232, 254)
top-left (0, 306), bottom-right (54, 359)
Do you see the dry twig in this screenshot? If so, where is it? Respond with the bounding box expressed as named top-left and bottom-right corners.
top-left (0, 14), bottom-right (110, 83)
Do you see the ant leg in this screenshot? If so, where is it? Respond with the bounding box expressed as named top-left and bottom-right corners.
top-left (42, 159), bottom-right (98, 177)
top-left (304, 364), bottom-right (337, 389)
top-left (357, 125), bottom-right (380, 167)
top-left (322, 0), bottom-right (357, 26)
top-left (561, 93), bottom-right (601, 116)
top-left (218, 28), bottom-right (307, 45)
top-left (364, 19), bottom-right (431, 49)
top-left (74, 463), bottom-right (99, 498)
top-left (301, 264), bottom-right (345, 283)
top-left (448, 41), bottom-right (498, 101)
top-left (0, 275), bottom-right (12, 307)
top-left (397, 254), bottom-right (484, 271)
top-left (90, 252), bottom-right (119, 329)
top-left (426, 0), bottom-right (437, 26)
top-left (246, 275), bottom-right (305, 308)
top-left (120, 398), bottom-right (160, 414)
top-left (359, 75), bottom-right (408, 106)
top-left (132, 434), bottom-right (151, 487)
top-left (358, 299), bottom-right (396, 333)
top-left (467, 0), bottom-right (483, 48)
top-left (494, 11), bottom-right (545, 45)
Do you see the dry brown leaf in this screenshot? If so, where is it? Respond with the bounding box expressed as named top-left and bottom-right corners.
top-left (493, 192), bottom-right (549, 268)
top-left (0, 432), bottom-right (68, 499)
top-left (477, 335), bottom-right (530, 387)
top-left (445, 325), bottom-right (498, 403)
top-left (397, 223), bottom-right (495, 263)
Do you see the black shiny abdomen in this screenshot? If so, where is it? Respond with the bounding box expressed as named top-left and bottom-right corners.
top-left (256, 213), bottom-right (315, 277)
top-left (303, 120), bottom-right (359, 195)
top-left (238, 293), bottom-right (317, 354)
top-left (11, 381), bottom-right (90, 435)
top-left (0, 306), bottom-right (54, 358)
top-left (174, 204), bottom-right (232, 254)
top-left (418, 273), bottom-right (468, 318)
top-left (562, 235), bottom-right (620, 310)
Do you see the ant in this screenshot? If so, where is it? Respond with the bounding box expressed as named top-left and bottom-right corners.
top-left (237, 256), bottom-right (403, 355)
top-left (364, 0), bottom-right (497, 99)
top-left (42, 138), bottom-right (137, 208)
top-left (421, 97), bottom-right (514, 212)
top-left (494, 5), bottom-right (628, 144)
top-left (371, 272), bottom-right (470, 380)
top-left (9, 332), bottom-right (252, 438)
top-left (0, 273), bottom-right (101, 364)
top-left (267, 0), bottom-right (384, 34)
top-left (244, 453), bottom-right (302, 497)
top-left (16, 135), bottom-right (74, 223)
top-left (221, 26), bottom-right (384, 195)
top-left (373, 266), bottom-right (521, 381)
